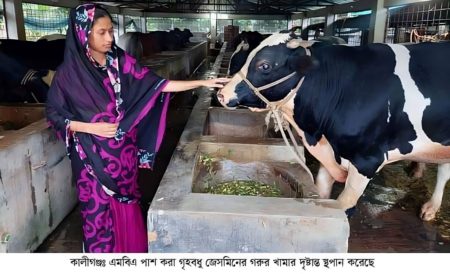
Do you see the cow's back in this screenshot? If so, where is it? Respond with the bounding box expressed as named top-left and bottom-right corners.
top-left (0, 39), bottom-right (65, 70)
top-left (406, 42), bottom-right (450, 146)
top-left (295, 42), bottom-right (449, 177)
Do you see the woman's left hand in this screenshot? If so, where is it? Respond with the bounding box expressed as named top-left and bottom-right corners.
top-left (202, 78), bottom-right (231, 89)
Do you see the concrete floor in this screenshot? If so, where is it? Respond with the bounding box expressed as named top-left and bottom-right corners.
top-left (347, 162), bottom-right (450, 252)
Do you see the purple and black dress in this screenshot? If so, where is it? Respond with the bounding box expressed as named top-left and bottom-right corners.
top-left (46, 4), bottom-right (170, 252)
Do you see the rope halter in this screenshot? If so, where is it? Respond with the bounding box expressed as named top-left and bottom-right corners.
top-left (236, 63), bottom-right (314, 184)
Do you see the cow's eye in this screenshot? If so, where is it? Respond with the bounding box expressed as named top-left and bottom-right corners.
top-left (258, 63), bottom-right (271, 71)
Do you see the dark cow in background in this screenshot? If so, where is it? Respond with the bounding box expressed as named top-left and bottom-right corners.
top-left (118, 28), bottom-right (193, 62)
top-left (0, 38), bottom-right (63, 102)
top-left (172, 27), bottom-right (193, 46)
top-left (228, 31), bottom-right (266, 76)
top-left (0, 38), bottom-right (65, 70)
top-left (0, 51), bottom-right (50, 103)
top-left (217, 33), bottom-right (450, 221)
top-left (118, 32), bottom-right (144, 61)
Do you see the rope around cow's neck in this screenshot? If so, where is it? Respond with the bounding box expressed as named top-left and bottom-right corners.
top-left (236, 70), bottom-right (314, 184)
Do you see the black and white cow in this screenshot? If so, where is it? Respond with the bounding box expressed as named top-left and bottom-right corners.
top-left (217, 33), bottom-right (450, 221)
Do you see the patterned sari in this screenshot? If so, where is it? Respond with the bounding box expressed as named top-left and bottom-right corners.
top-left (46, 4), bottom-right (170, 252)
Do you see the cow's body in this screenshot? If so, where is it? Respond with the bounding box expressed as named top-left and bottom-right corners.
top-left (0, 39), bottom-right (65, 70)
top-left (217, 33), bottom-right (450, 220)
top-left (294, 42), bottom-right (449, 175)
top-left (0, 51), bottom-right (49, 103)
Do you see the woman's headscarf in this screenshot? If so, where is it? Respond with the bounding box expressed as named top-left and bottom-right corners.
top-left (46, 4), bottom-right (170, 202)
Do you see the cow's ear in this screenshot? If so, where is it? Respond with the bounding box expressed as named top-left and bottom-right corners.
top-left (288, 47), bottom-right (316, 74)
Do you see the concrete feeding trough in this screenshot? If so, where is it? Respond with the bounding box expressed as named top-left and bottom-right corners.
top-left (202, 107), bottom-right (279, 140)
top-left (192, 142), bottom-right (317, 199)
top-left (142, 42), bottom-right (208, 80)
top-left (0, 104), bottom-right (76, 252)
top-left (147, 46), bottom-right (350, 253)
top-left (141, 59), bottom-right (169, 79)
top-left (201, 107), bottom-right (291, 146)
top-left (0, 104), bottom-right (45, 131)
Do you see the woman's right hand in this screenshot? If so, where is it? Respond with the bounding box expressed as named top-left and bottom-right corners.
top-left (87, 122), bottom-right (119, 138)
top-left (202, 78), bottom-right (231, 89)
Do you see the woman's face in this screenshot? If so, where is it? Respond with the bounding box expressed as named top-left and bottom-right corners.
top-left (88, 16), bottom-right (114, 53)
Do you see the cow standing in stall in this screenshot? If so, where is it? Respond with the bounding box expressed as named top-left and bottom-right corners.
top-left (217, 33), bottom-right (450, 221)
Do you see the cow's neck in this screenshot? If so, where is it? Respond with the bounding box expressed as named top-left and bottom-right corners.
top-left (280, 98), bottom-right (304, 141)
top-left (280, 97), bottom-right (295, 121)
top-left (273, 76), bottom-right (303, 134)
top-left (274, 89), bottom-right (305, 148)
top-left (267, 93), bottom-right (315, 183)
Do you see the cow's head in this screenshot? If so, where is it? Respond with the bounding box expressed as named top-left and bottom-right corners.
top-left (218, 33), bottom-right (315, 109)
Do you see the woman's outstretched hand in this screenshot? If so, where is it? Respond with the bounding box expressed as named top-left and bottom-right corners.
top-left (202, 78), bottom-right (231, 89)
top-left (162, 78), bottom-right (231, 93)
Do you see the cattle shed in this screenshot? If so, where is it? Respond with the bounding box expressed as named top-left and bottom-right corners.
top-left (0, 0), bottom-right (449, 254)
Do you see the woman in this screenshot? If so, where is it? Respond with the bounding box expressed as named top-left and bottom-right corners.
top-left (46, 3), bottom-right (228, 253)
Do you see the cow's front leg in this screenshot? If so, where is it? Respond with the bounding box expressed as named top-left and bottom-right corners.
top-left (421, 163), bottom-right (450, 221)
top-left (336, 163), bottom-right (370, 210)
top-left (316, 164), bottom-right (335, 198)
top-left (300, 135), bottom-right (348, 182)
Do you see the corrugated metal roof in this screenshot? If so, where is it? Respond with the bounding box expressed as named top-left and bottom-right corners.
top-left (90, 0), bottom-right (356, 15)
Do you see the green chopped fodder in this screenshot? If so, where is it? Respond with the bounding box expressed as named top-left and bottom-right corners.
top-left (205, 180), bottom-right (282, 197)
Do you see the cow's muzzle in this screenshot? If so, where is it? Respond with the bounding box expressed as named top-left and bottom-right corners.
top-left (216, 90), bottom-right (238, 109)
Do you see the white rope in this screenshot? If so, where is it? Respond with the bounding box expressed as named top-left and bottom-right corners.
top-left (272, 108), bottom-right (314, 184)
top-left (236, 71), bottom-right (314, 184)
